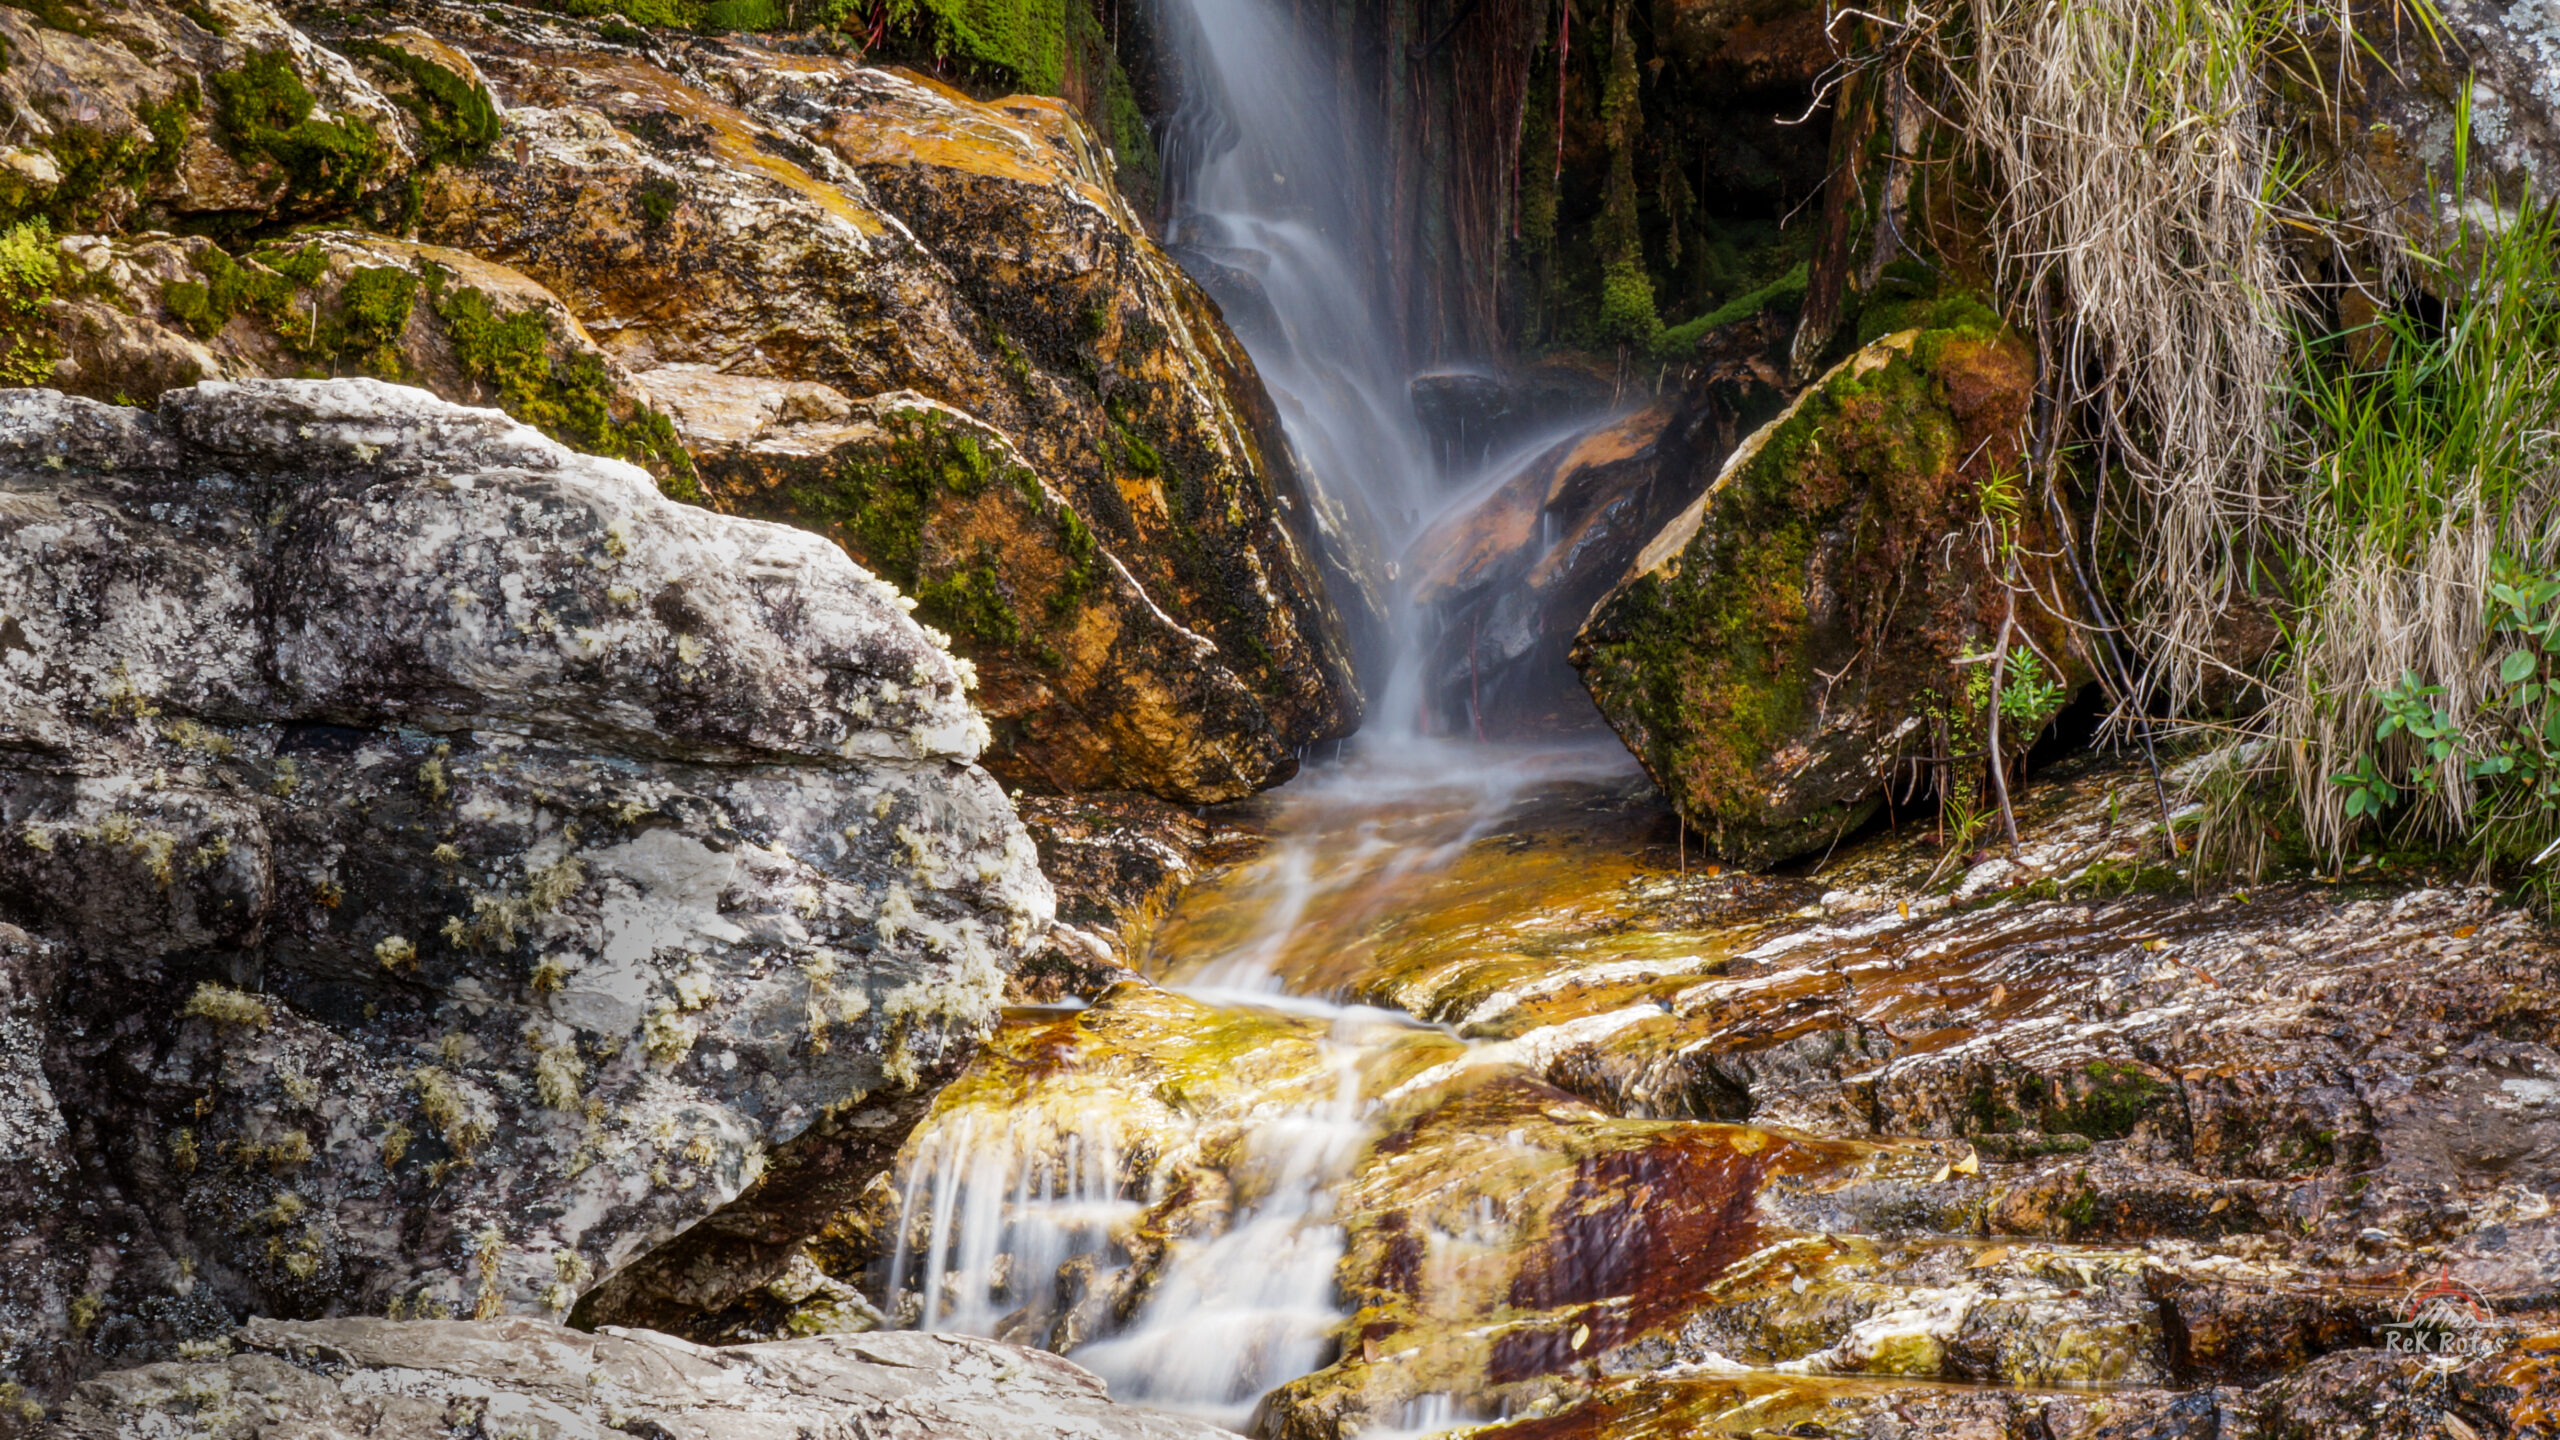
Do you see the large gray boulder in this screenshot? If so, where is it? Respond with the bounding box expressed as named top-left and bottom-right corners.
top-left (0, 381), bottom-right (1050, 1396)
top-left (44, 1318), bottom-right (1226, 1440)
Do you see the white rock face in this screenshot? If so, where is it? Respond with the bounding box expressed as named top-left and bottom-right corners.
top-left (0, 382), bottom-right (1049, 1392)
top-left (50, 1318), bottom-right (1229, 1440)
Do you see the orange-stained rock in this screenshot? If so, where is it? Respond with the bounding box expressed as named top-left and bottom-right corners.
top-left (287, 5), bottom-right (1365, 799)
top-left (0, 1), bottom-right (423, 233)
top-left (37, 228), bottom-right (688, 482)
top-left (1405, 400), bottom-right (1688, 738)
top-left (654, 380), bottom-right (1322, 803)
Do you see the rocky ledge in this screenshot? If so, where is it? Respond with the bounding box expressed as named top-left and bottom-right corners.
top-left (45, 1317), bottom-right (1226, 1439)
top-left (0, 380), bottom-right (1049, 1396)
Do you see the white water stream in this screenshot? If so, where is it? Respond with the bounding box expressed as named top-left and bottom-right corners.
top-left (875, 0), bottom-right (1617, 1427)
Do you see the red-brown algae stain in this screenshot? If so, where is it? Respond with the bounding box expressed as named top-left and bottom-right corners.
top-left (1491, 1127), bottom-right (1783, 1383)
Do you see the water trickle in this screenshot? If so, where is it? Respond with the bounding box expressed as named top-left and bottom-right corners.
top-left (868, 0), bottom-right (1631, 1428)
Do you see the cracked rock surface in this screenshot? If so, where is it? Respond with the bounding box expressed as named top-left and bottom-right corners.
top-left (0, 380), bottom-right (1049, 1395)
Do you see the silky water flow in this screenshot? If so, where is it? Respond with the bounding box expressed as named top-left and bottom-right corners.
top-left (872, 0), bottom-right (1621, 1426)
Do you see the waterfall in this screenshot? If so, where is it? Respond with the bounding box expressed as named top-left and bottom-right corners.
top-left (869, 0), bottom-right (1625, 1428)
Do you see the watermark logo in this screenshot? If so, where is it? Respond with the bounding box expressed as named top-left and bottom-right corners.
top-left (2378, 1270), bottom-right (2499, 1371)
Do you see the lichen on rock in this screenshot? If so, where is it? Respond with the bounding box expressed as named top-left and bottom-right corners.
top-left (0, 379), bottom-right (1049, 1393)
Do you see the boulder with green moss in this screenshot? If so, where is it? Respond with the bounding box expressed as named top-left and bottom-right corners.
top-left (0, 0), bottom-right (439, 235)
top-left (1573, 316), bottom-right (2081, 867)
top-left (306, 4), bottom-right (1361, 800)
top-left (32, 229), bottom-right (691, 485)
top-left (649, 376), bottom-right (1309, 802)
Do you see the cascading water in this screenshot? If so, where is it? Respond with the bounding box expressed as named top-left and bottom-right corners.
top-left (868, 0), bottom-right (1623, 1428)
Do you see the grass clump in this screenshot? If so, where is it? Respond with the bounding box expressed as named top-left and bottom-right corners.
top-left (2268, 176), bottom-right (2560, 896)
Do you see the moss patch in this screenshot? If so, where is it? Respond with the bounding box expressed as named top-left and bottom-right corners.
top-left (210, 48), bottom-right (387, 211)
top-left (0, 219), bottom-right (57, 383)
top-left (429, 276), bottom-right (696, 494)
top-left (1576, 319), bottom-right (2041, 865)
top-left (341, 40), bottom-right (500, 169)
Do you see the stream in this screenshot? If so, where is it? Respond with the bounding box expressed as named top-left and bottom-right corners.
top-left (839, 0), bottom-right (2469, 1431)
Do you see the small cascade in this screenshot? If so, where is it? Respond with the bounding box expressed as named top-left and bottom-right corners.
top-left (867, 0), bottom-right (1631, 1428)
top-left (1068, 1052), bottom-right (1368, 1422)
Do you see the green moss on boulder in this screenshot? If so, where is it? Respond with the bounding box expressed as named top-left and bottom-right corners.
top-left (1573, 318), bottom-right (2079, 866)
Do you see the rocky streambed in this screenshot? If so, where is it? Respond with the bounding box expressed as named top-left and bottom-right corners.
top-left (770, 742), bottom-right (2560, 1438)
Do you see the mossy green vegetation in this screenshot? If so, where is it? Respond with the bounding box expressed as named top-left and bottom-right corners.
top-left (209, 48), bottom-right (387, 210)
top-left (773, 406), bottom-right (1097, 659)
top-left (0, 0), bottom-right (89, 34)
top-left (1578, 317), bottom-right (2030, 863)
top-left (0, 219), bottom-right (58, 384)
top-left (341, 40), bottom-right (500, 168)
top-left (429, 276), bottom-right (697, 495)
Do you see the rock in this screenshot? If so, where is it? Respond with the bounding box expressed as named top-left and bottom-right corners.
top-left (664, 382), bottom-right (1316, 802)
top-left (0, 1), bottom-right (433, 235)
top-left (1406, 362), bottom-right (1615, 471)
top-left (1008, 792), bottom-right (1262, 1001)
top-left (44, 1317), bottom-right (1229, 1439)
top-left (1574, 313), bottom-right (2082, 867)
top-left (38, 230), bottom-right (689, 486)
top-left (0, 381), bottom-right (1049, 1395)
top-left (297, 8), bottom-right (1363, 797)
top-left (1406, 401), bottom-right (1691, 738)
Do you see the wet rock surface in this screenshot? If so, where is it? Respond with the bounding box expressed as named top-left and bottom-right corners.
top-left (0, 381), bottom-right (1048, 1395)
top-left (8, 0), bottom-right (1359, 810)
top-left (1575, 318), bottom-right (2084, 868)
top-left (46, 1317), bottom-right (1229, 1439)
top-left (306, 2), bottom-right (1362, 800)
top-left (822, 746), bottom-right (2560, 1438)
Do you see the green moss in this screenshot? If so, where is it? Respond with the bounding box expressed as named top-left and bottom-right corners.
top-left (209, 49), bottom-right (387, 210)
top-left (39, 123), bottom-right (149, 230)
top-left (2041, 1061), bottom-right (2174, 1142)
top-left (915, 543), bottom-right (1022, 646)
top-left (1576, 321), bottom-right (2029, 863)
top-left (0, 0), bottom-right (87, 33)
top-left (329, 265), bottom-right (418, 377)
top-left (432, 279), bottom-right (696, 489)
top-left (0, 219), bottom-right (56, 384)
top-left (135, 85), bottom-right (200, 179)
top-left (700, 0), bottom-right (780, 27)
top-left (1597, 258), bottom-right (1662, 350)
top-left (777, 408), bottom-right (1107, 659)
top-left (1655, 261), bottom-right (1807, 355)
top-left (342, 40), bottom-right (500, 169)
top-left (635, 175), bottom-right (682, 229)
top-left (174, 1), bottom-right (227, 35)
top-left (160, 245), bottom-right (299, 340)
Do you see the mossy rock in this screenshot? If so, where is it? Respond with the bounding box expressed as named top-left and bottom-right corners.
top-left (674, 387), bottom-right (1301, 803)
top-left (45, 230), bottom-right (691, 489)
top-left (1573, 319), bottom-right (2083, 867)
